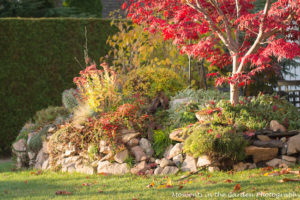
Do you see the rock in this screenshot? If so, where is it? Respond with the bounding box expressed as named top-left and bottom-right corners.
top-left (131, 146), bottom-right (147, 162)
top-left (62, 156), bottom-right (80, 166)
top-left (197, 155), bottom-right (211, 167)
top-left (173, 154), bottom-right (183, 167)
top-left (42, 142), bottom-right (49, 154)
top-left (167, 143), bottom-right (183, 159)
top-left (114, 149), bottom-right (129, 164)
top-left (139, 138), bottom-right (154, 157)
top-left (99, 152), bottom-right (113, 162)
top-left (13, 139), bottom-right (27, 152)
top-left (97, 161), bottom-right (129, 175)
top-left (266, 158), bottom-right (295, 168)
top-left (208, 166), bottom-right (220, 172)
top-left (280, 137), bottom-right (287, 143)
top-left (161, 166), bottom-right (179, 175)
top-left (270, 120), bottom-right (286, 132)
top-left (28, 151), bottom-right (36, 160)
top-left (149, 157), bottom-right (156, 162)
top-left (169, 129), bottom-right (188, 142)
top-left (15, 153), bottom-right (27, 169)
top-left (127, 138), bottom-right (139, 147)
top-left (160, 158), bottom-right (173, 168)
top-left (155, 159), bottom-right (161, 165)
top-left (145, 169), bottom-right (154, 175)
top-left (245, 146), bottom-right (278, 163)
top-left (281, 143), bottom-right (288, 155)
top-left (64, 149), bottom-right (76, 157)
top-left (130, 161), bottom-right (150, 174)
top-left (287, 134), bottom-right (300, 155)
top-left (253, 140), bottom-right (283, 148)
top-left (35, 149), bottom-right (49, 169)
top-left (42, 159), bottom-right (49, 170)
top-left (163, 145), bottom-right (174, 158)
top-left (181, 156), bottom-right (197, 172)
top-left (62, 164), bottom-right (76, 173)
top-left (233, 162), bottom-right (248, 171)
top-left (154, 166), bottom-right (163, 175)
top-left (297, 156), bottom-right (300, 164)
top-left (121, 131), bottom-right (140, 143)
top-left (76, 165), bottom-right (95, 175)
top-left (99, 140), bottom-right (112, 154)
top-left (257, 135), bottom-right (271, 141)
top-left (281, 155), bottom-right (296, 163)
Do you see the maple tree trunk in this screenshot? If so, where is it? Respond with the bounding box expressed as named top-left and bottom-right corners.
top-left (230, 83), bottom-right (239, 105)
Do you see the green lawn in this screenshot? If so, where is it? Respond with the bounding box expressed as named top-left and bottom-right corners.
top-left (0, 161), bottom-right (299, 200)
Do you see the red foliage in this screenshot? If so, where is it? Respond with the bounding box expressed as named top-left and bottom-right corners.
top-left (124, 0), bottom-right (300, 88)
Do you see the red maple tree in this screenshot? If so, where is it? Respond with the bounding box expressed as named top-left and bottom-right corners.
top-left (124, 0), bottom-right (300, 104)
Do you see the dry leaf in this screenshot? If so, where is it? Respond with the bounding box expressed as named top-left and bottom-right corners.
top-left (157, 184), bottom-right (167, 189)
top-left (24, 180), bottom-right (28, 184)
top-left (233, 184), bottom-right (241, 192)
top-left (178, 185), bottom-right (184, 190)
top-left (98, 190), bottom-right (104, 193)
top-left (205, 180), bottom-right (217, 184)
top-left (82, 183), bottom-right (92, 186)
top-left (224, 179), bottom-right (233, 183)
top-left (261, 166), bottom-right (274, 172)
top-left (55, 190), bottom-right (72, 195)
top-left (278, 178), bottom-right (300, 183)
top-left (146, 181), bottom-right (155, 188)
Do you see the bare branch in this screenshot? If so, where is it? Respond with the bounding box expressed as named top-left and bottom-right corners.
top-left (186, 0), bottom-right (236, 52)
top-left (236, 0), bottom-right (272, 73)
top-left (235, 0), bottom-right (241, 45)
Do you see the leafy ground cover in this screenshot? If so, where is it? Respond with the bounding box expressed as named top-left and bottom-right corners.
top-left (1, 161), bottom-right (299, 200)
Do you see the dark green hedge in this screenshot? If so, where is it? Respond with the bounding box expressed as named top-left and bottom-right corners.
top-left (0, 18), bottom-right (117, 155)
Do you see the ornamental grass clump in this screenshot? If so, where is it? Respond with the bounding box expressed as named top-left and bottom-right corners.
top-left (73, 62), bottom-right (121, 113)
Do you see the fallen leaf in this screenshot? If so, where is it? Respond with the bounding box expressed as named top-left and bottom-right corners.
top-left (157, 184), bottom-right (167, 189)
top-left (227, 170), bottom-right (234, 175)
top-left (166, 178), bottom-right (173, 188)
top-left (224, 179), bottom-right (233, 183)
top-left (261, 166), bottom-right (274, 172)
top-left (4, 190), bottom-right (8, 194)
top-left (146, 181), bottom-right (155, 188)
top-left (98, 172), bottom-right (108, 176)
top-left (82, 183), bottom-right (92, 186)
top-left (178, 185), bottom-right (184, 190)
top-left (24, 180), bottom-right (28, 184)
top-left (86, 176), bottom-right (89, 179)
top-left (98, 190), bottom-right (104, 193)
top-left (278, 178), bottom-right (300, 183)
top-left (233, 184), bottom-right (241, 192)
top-left (55, 190), bottom-right (72, 195)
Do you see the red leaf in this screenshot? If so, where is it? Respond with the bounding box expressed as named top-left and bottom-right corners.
top-left (55, 191), bottom-right (72, 195)
top-left (233, 184), bottom-right (241, 192)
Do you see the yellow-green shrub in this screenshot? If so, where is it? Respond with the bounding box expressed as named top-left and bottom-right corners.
top-left (123, 66), bottom-right (186, 98)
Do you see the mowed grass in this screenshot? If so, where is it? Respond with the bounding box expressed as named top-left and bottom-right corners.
top-left (0, 161), bottom-right (299, 200)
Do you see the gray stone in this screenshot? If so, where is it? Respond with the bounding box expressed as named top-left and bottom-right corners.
top-left (42, 159), bottom-right (49, 170)
top-left (181, 156), bottom-right (197, 172)
top-left (114, 149), bottom-right (129, 163)
top-left (42, 142), bottom-right (49, 154)
top-left (13, 139), bottom-right (27, 152)
top-left (154, 166), bottom-right (163, 175)
top-left (197, 155), bottom-right (211, 167)
top-left (97, 161), bottom-right (129, 175)
top-left (280, 137), bottom-right (287, 143)
top-left (233, 162), bottom-right (248, 171)
top-left (266, 158), bottom-right (295, 168)
top-left (287, 134), bottom-right (300, 155)
top-left (139, 138), bottom-right (154, 157)
top-left (159, 158), bottom-right (173, 168)
top-left (28, 151), bottom-right (36, 160)
top-left (167, 143), bottom-right (183, 159)
top-left (208, 166), bottom-right (220, 172)
top-left (257, 135), bottom-right (271, 141)
top-left (281, 155), bottom-right (296, 163)
top-left (131, 146), bottom-right (147, 162)
top-left (281, 143), bottom-right (288, 155)
top-left (35, 149), bottom-right (49, 169)
top-left (169, 129), bottom-right (187, 142)
top-left (155, 159), bottom-right (161, 165)
top-left (173, 154), bottom-right (183, 167)
top-left (99, 140), bottom-right (112, 154)
top-left (130, 161), bottom-right (149, 174)
top-left (76, 165), bottom-right (95, 175)
top-left (161, 166), bottom-right (179, 175)
top-left (163, 145), bottom-right (174, 158)
top-left (270, 120), bottom-right (286, 132)
top-left (127, 138), bottom-right (139, 147)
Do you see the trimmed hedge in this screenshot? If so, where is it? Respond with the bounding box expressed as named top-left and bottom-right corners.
top-left (0, 18), bottom-right (117, 155)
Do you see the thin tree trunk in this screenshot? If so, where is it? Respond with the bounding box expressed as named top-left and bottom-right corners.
top-left (230, 83), bottom-right (239, 105)
top-left (201, 59), bottom-right (207, 90)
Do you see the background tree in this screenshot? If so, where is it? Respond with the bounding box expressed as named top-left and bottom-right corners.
top-left (125, 0), bottom-right (300, 104)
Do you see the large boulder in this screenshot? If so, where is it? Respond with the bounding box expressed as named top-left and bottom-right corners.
top-left (130, 161), bottom-right (150, 174)
top-left (97, 161), bottom-right (129, 175)
top-left (163, 145), bottom-right (174, 158)
top-left (131, 146), bottom-right (147, 162)
top-left (160, 166), bottom-right (179, 175)
top-left (35, 149), bottom-right (49, 169)
top-left (173, 154), bottom-right (183, 167)
top-left (167, 143), bottom-right (183, 159)
top-left (159, 158), bottom-right (173, 168)
top-left (287, 134), bottom-right (300, 155)
top-left (13, 139), bottom-right (27, 152)
top-left (139, 138), bottom-right (154, 157)
top-left (76, 165), bottom-right (96, 175)
top-left (245, 146), bottom-right (278, 163)
top-left (181, 156), bottom-right (197, 172)
top-left (114, 149), bottom-right (129, 164)
top-left (266, 158), bottom-right (295, 168)
top-left (197, 155), bottom-right (211, 167)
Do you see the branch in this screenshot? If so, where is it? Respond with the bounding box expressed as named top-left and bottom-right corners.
top-left (236, 0), bottom-right (271, 73)
top-left (186, 0), bottom-right (235, 52)
top-left (210, 0), bottom-right (239, 51)
top-left (235, 0), bottom-right (241, 45)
